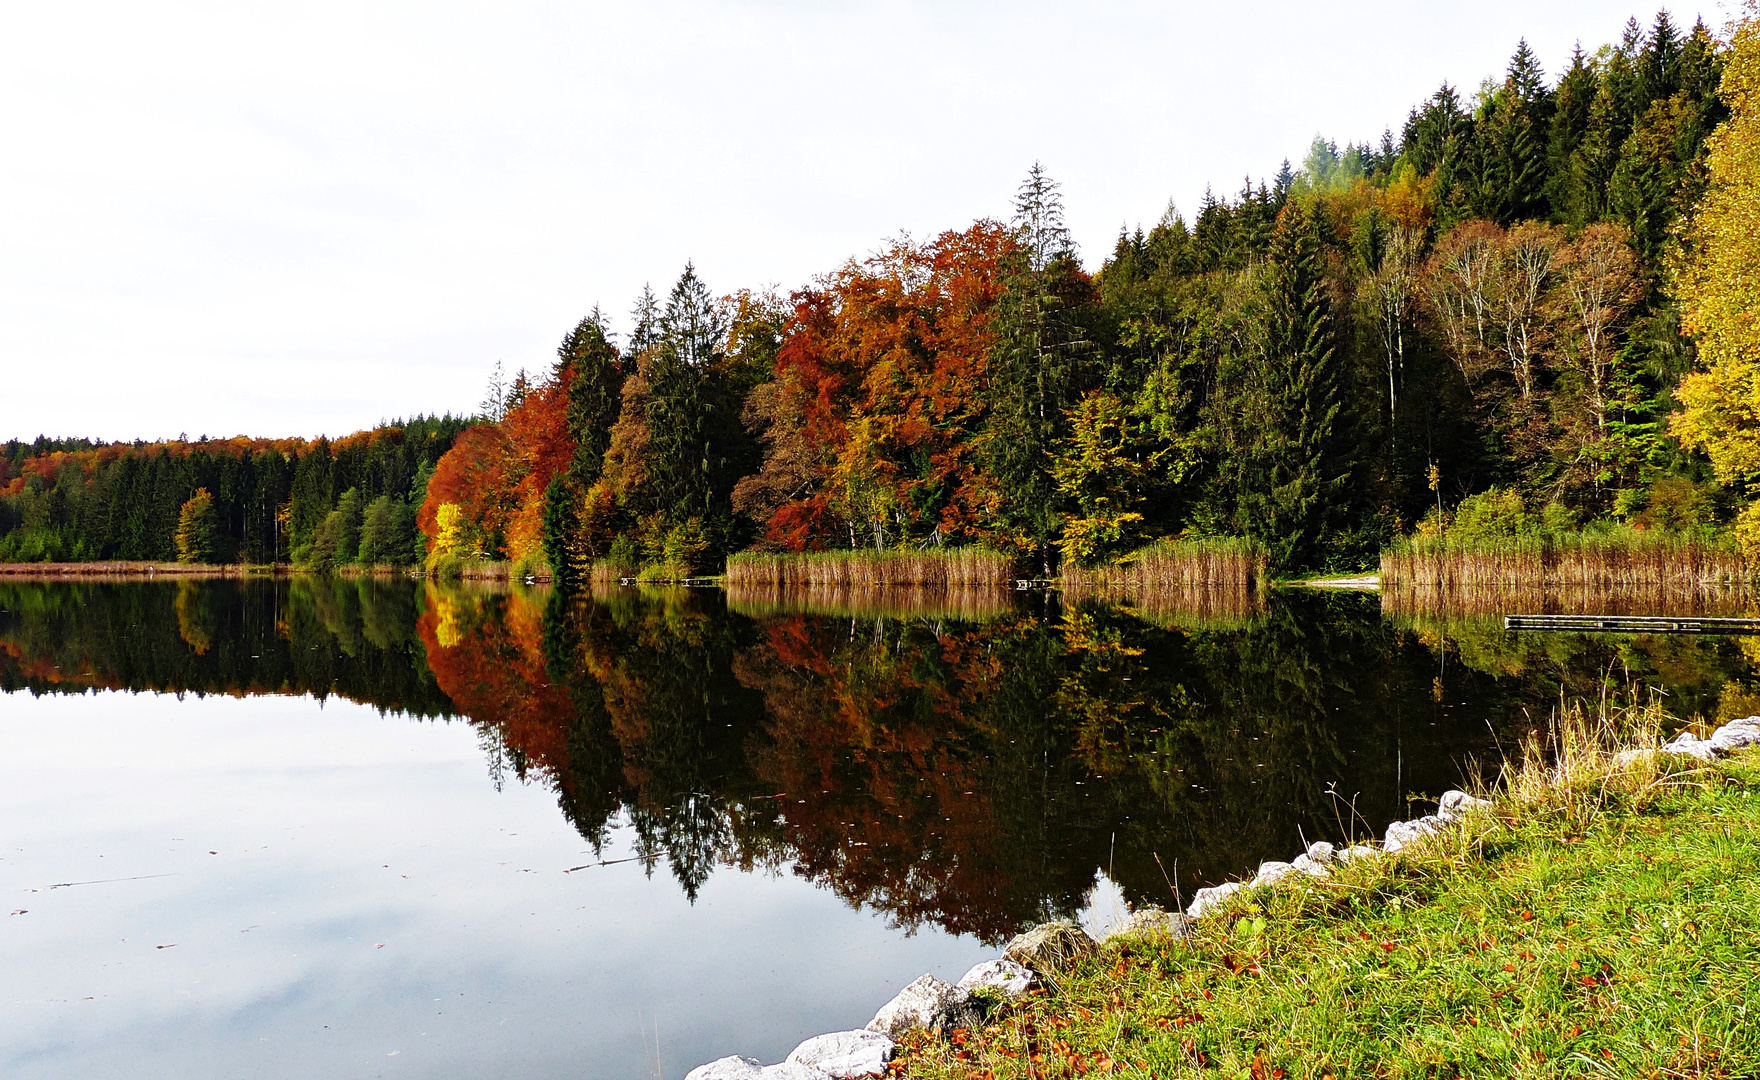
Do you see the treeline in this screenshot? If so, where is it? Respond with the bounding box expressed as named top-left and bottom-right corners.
top-left (0, 418), bottom-right (467, 565)
top-left (417, 12), bottom-right (1745, 578)
top-left (5, 12), bottom-right (1749, 577)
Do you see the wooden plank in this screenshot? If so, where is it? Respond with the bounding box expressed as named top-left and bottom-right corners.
top-left (1503, 614), bottom-right (1760, 634)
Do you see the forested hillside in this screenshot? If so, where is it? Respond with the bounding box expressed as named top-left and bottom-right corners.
top-left (0, 418), bottom-right (466, 565)
top-left (4, 11), bottom-right (1752, 576)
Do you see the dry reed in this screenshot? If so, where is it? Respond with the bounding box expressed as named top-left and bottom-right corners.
top-left (1060, 537), bottom-right (1268, 590)
top-left (1491, 686), bottom-right (1687, 833)
top-left (1381, 529), bottom-right (1750, 594)
top-left (724, 547), bottom-right (1013, 588)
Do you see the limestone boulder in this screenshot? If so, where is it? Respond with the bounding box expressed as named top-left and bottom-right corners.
top-left (1001, 921), bottom-right (1097, 972)
top-left (785, 1031), bottom-right (893, 1080)
top-left (1250, 860), bottom-right (1295, 888)
top-left (1437, 790), bottom-right (1492, 821)
top-left (1290, 853), bottom-right (1330, 878)
top-left (1104, 907), bottom-right (1190, 941)
top-left (1711, 724), bottom-right (1760, 752)
top-left (1664, 733), bottom-right (1720, 761)
top-left (685, 1057), bottom-right (765, 1080)
top-left (1186, 881), bottom-right (1244, 919)
top-left (866, 975), bottom-right (984, 1038)
top-left (956, 959), bottom-right (1036, 1000)
top-left (762, 1065), bottom-right (830, 1080)
top-left (1383, 815), bottom-right (1444, 853)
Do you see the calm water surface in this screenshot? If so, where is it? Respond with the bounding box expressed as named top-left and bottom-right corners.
top-left (3, 578), bottom-right (1756, 1078)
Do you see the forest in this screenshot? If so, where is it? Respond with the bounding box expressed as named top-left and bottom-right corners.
top-left (0, 418), bottom-right (466, 566)
top-left (3, 10), bottom-right (1756, 577)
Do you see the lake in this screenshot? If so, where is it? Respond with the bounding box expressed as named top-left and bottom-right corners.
top-left (3, 577), bottom-right (1756, 1078)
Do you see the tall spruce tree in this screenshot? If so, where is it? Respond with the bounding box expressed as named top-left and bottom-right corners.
top-left (1234, 202), bottom-right (1347, 569)
top-left (646, 264), bottom-right (727, 523)
top-left (983, 164), bottom-right (1097, 571)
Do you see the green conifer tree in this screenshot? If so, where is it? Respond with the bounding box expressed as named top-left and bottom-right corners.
top-left (1233, 203), bottom-right (1347, 569)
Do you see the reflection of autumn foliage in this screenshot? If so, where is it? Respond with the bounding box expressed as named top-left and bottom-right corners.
top-left (18, 578), bottom-right (1753, 947)
top-left (417, 584), bottom-right (575, 782)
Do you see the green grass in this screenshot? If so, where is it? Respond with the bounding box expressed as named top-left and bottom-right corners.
top-left (899, 753), bottom-right (1760, 1079)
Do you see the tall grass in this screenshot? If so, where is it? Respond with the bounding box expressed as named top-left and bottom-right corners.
top-left (1060, 537), bottom-right (1268, 589)
top-left (724, 547), bottom-right (1013, 588)
top-left (1381, 526), bottom-right (1749, 594)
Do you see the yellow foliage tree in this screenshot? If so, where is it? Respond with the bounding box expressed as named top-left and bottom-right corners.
top-left (173, 488), bottom-right (217, 564)
top-left (1671, 4), bottom-right (1760, 551)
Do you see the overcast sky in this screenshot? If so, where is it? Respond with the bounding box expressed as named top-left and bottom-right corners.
top-left (0, 1), bottom-right (1726, 443)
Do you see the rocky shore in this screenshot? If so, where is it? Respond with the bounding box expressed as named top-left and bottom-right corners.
top-left (684, 713), bottom-right (1760, 1079)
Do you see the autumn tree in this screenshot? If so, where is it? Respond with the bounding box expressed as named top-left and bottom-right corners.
top-left (173, 488), bottom-right (218, 564)
top-left (1672, 3), bottom-right (1760, 547)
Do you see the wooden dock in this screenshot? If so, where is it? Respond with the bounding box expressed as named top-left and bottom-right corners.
top-left (1504, 614), bottom-right (1760, 634)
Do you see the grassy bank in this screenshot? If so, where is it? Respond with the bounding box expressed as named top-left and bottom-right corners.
top-left (1381, 527), bottom-right (1749, 594)
top-left (899, 718), bottom-right (1760, 1078)
top-left (1062, 538), bottom-right (1268, 590)
top-left (725, 547), bottom-right (1012, 588)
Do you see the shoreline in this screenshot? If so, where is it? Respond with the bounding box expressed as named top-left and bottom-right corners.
top-left (890, 719), bottom-right (1760, 1079)
top-left (686, 709), bottom-right (1760, 1078)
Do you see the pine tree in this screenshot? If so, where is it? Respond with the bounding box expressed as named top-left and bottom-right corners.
top-left (645, 264), bottom-right (728, 523)
top-left (982, 164), bottom-right (1099, 570)
top-left (1233, 203), bottom-right (1347, 569)
top-left (557, 309), bottom-right (623, 488)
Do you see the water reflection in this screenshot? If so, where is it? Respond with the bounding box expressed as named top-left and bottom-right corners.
top-left (4, 578), bottom-right (1757, 946)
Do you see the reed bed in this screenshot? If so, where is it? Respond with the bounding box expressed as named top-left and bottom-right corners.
top-left (1060, 537), bottom-right (1268, 589)
top-left (724, 547), bottom-right (1013, 588)
top-left (724, 582), bottom-right (1016, 622)
top-left (1381, 528), bottom-right (1750, 593)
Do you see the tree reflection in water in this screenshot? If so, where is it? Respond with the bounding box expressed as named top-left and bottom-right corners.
top-left (3, 578), bottom-right (1756, 944)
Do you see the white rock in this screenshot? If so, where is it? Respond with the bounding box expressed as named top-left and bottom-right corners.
top-left (1187, 881), bottom-right (1244, 919)
top-left (1001, 921), bottom-right (1096, 971)
top-left (1290, 854), bottom-right (1330, 878)
top-left (1437, 790), bottom-right (1492, 821)
top-left (1335, 844), bottom-right (1378, 863)
top-left (762, 1065), bottom-right (831, 1080)
top-left (686, 1057), bottom-right (765, 1080)
top-left (1105, 907), bottom-right (1190, 941)
top-left (786, 1030), bottom-right (894, 1079)
top-left (1384, 816), bottom-right (1444, 853)
top-left (866, 974), bottom-right (983, 1038)
top-left (1663, 733), bottom-right (1720, 761)
top-left (1304, 841), bottom-right (1338, 865)
top-left (1725, 715), bottom-right (1760, 730)
top-left (957, 959), bottom-right (1035, 1000)
top-left (1250, 860), bottom-right (1296, 888)
top-left (1711, 724), bottom-right (1760, 752)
